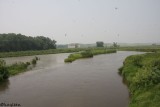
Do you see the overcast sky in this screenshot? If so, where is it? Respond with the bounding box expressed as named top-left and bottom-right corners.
top-left (0, 0), bottom-right (160, 44)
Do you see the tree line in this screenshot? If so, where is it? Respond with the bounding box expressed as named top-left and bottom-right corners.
top-left (0, 33), bottom-right (56, 52)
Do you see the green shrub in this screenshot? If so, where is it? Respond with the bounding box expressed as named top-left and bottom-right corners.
top-left (118, 66), bottom-right (123, 74)
top-left (32, 59), bottom-right (37, 65)
top-left (0, 60), bottom-right (9, 81)
top-left (127, 55), bottom-right (143, 67)
top-left (26, 62), bottom-right (31, 65)
top-left (152, 59), bottom-right (160, 70)
top-left (35, 56), bottom-right (39, 60)
top-left (0, 67), bottom-right (9, 81)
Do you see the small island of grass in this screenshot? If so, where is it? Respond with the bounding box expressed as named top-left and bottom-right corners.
top-left (64, 48), bottom-right (117, 63)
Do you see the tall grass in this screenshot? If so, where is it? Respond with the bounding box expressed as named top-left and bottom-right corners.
top-left (8, 62), bottom-right (29, 75)
top-left (119, 53), bottom-right (160, 107)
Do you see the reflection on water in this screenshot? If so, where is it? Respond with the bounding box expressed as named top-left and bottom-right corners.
top-left (0, 51), bottom-right (144, 107)
top-left (0, 80), bottom-right (10, 92)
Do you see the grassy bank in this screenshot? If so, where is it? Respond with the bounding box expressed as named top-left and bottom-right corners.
top-left (0, 48), bottom-right (87, 58)
top-left (0, 57), bottom-right (39, 82)
top-left (119, 53), bottom-right (160, 107)
top-left (64, 48), bottom-right (116, 62)
top-left (118, 46), bottom-right (160, 52)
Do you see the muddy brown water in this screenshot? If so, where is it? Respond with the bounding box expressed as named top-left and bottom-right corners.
top-left (0, 51), bottom-right (143, 107)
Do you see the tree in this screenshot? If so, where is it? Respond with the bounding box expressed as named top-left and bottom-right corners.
top-left (0, 33), bottom-right (56, 52)
top-left (96, 41), bottom-right (104, 47)
top-left (113, 42), bottom-right (119, 48)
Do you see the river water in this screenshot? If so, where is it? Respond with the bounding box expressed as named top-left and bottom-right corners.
top-left (0, 51), bottom-right (143, 107)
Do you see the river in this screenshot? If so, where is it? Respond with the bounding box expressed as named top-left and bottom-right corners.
top-left (0, 51), bottom-right (143, 107)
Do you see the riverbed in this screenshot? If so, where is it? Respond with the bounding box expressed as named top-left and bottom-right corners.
top-left (0, 51), bottom-right (143, 107)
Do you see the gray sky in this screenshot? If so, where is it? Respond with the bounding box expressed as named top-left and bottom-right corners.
top-left (0, 0), bottom-right (160, 44)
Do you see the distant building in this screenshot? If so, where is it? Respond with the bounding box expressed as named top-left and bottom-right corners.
top-left (68, 43), bottom-right (80, 48)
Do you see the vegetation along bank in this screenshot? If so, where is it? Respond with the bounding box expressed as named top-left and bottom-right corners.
top-left (0, 48), bottom-right (88, 58)
top-left (118, 46), bottom-right (160, 52)
top-left (0, 57), bottom-right (39, 82)
top-left (119, 52), bottom-right (160, 107)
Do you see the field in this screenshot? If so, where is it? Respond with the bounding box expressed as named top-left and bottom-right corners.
top-left (118, 45), bottom-right (160, 52)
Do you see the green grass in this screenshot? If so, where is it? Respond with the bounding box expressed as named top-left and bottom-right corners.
top-left (118, 46), bottom-right (160, 52)
top-left (1, 45), bottom-right (159, 58)
top-left (119, 53), bottom-right (160, 107)
top-left (64, 53), bottom-right (83, 62)
top-left (0, 57), bottom-right (39, 82)
top-left (8, 56), bottom-right (39, 76)
top-left (0, 48), bottom-right (87, 58)
top-left (64, 48), bottom-right (116, 62)
top-left (0, 45), bottom-right (160, 58)
top-left (7, 62), bottom-right (29, 75)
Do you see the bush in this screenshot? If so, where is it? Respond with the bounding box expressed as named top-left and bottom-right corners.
top-left (152, 59), bottom-right (160, 70)
top-left (32, 59), bottom-right (37, 65)
top-left (35, 56), bottom-right (39, 60)
top-left (26, 62), bottom-right (31, 65)
top-left (131, 56), bottom-right (143, 67)
top-left (0, 60), bottom-right (9, 81)
top-left (118, 66), bottom-right (123, 74)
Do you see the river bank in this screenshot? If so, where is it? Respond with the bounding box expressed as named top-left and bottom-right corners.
top-left (0, 48), bottom-right (86, 58)
top-left (0, 57), bottom-right (39, 82)
top-left (0, 48), bottom-right (113, 58)
top-left (0, 51), bottom-right (138, 107)
top-left (119, 52), bottom-right (160, 107)
top-left (118, 46), bottom-right (160, 52)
